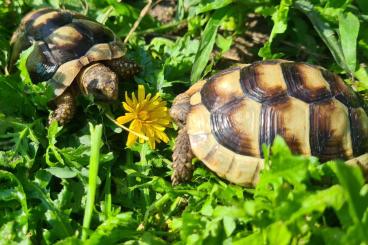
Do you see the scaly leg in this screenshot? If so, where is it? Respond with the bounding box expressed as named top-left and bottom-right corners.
top-left (171, 127), bottom-right (194, 185)
top-left (170, 81), bottom-right (207, 185)
top-left (49, 89), bottom-right (76, 125)
top-left (104, 57), bottom-right (140, 79)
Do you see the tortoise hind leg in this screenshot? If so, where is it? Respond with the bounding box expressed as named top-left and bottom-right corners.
top-left (104, 57), bottom-right (140, 79)
top-left (49, 89), bottom-right (76, 125)
top-left (172, 127), bottom-right (194, 185)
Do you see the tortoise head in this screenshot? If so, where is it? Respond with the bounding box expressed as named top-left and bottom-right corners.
top-left (78, 63), bottom-right (118, 101)
top-left (170, 93), bottom-right (191, 127)
top-left (170, 81), bottom-right (207, 127)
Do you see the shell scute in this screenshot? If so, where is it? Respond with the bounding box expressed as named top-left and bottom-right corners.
top-left (322, 70), bottom-right (361, 108)
top-left (201, 67), bottom-right (244, 110)
top-left (240, 63), bottom-right (288, 103)
top-left (72, 19), bottom-right (115, 44)
top-left (350, 107), bottom-right (368, 156)
top-left (260, 97), bottom-right (311, 156)
top-left (310, 99), bottom-right (353, 161)
top-left (26, 42), bottom-right (59, 82)
top-left (211, 97), bottom-right (262, 157)
top-left (189, 133), bottom-right (218, 160)
top-left (28, 10), bottom-right (73, 41)
top-left (226, 154), bottom-right (263, 186)
top-left (46, 23), bottom-right (94, 64)
top-left (281, 62), bottom-right (333, 102)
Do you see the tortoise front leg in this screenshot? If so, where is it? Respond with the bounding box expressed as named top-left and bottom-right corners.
top-left (104, 57), bottom-right (140, 79)
top-left (170, 82), bottom-right (207, 185)
top-left (171, 127), bottom-right (194, 185)
top-left (49, 89), bottom-right (76, 125)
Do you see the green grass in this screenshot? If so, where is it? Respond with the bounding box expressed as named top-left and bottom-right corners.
top-left (1, 0), bottom-right (368, 244)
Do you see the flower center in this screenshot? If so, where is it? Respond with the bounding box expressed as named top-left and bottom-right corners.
top-left (138, 110), bottom-right (149, 121)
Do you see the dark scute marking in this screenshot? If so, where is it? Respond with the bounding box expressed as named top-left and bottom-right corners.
top-left (27, 10), bottom-right (73, 41)
top-left (22, 8), bottom-right (55, 35)
top-left (310, 100), bottom-right (349, 161)
top-left (73, 19), bottom-right (115, 44)
top-left (240, 64), bottom-right (288, 104)
top-left (25, 8), bottom-right (54, 24)
top-left (259, 103), bottom-right (276, 158)
top-left (26, 42), bottom-right (59, 83)
top-left (322, 70), bottom-right (361, 108)
top-left (46, 23), bottom-right (94, 64)
top-left (203, 143), bottom-right (219, 162)
top-left (350, 108), bottom-right (368, 156)
top-left (250, 161), bottom-right (261, 185)
top-left (200, 67), bottom-right (241, 111)
top-left (281, 63), bottom-right (332, 103)
top-left (259, 99), bottom-right (305, 157)
top-left (210, 99), bottom-right (257, 156)
top-left (225, 155), bottom-right (235, 175)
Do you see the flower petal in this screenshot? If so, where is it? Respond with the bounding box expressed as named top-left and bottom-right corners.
top-left (116, 113), bottom-right (135, 125)
top-left (126, 120), bottom-right (142, 147)
top-left (148, 137), bottom-right (156, 149)
top-left (138, 85), bottom-right (145, 102)
top-left (125, 91), bottom-right (134, 107)
top-left (123, 102), bottom-right (134, 112)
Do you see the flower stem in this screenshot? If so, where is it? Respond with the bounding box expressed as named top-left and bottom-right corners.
top-left (82, 123), bottom-right (103, 241)
top-left (105, 113), bottom-right (148, 141)
top-left (104, 163), bottom-right (112, 219)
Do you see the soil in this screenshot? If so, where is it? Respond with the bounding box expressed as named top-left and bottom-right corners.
top-left (150, 0), bottom-right (176, 24)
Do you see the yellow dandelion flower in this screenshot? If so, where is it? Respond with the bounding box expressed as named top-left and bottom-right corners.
top-left (116, 85), bottom-right (171, 149)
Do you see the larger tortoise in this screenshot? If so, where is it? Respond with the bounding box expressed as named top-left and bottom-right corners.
top-left (170, 60), bottom-right (368, 186)
top-left (9, 8), bottom-right (139, 124)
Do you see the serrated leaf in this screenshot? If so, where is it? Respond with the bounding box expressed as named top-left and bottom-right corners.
top-left (259, 0), bottom-right (293, 58)
top-left (86, 213), bottom-right (138, 244)
top-left (0, 170), bottom-right (29, 243)
top-left (266, 221), bottom-right (291, 245)
top-left (17, 44), bottom-right (34, 85)
top-left (223, 216), bottom-right (236, 237)
top-left (45, 167), bottom-right (78, 179)
top-left (329, 162), bottom-right (368, 222)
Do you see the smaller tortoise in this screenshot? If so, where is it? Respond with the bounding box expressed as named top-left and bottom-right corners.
top-left (9, 8), bottom-right (140, 124)
top-left (170, 60), bottom-right (368, 186)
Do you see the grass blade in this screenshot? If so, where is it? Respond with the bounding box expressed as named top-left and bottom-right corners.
top-left (190, 9), bottom-right (226, 83)
top-left (295, 0), bottom-right (348, 71)
top-left (82, 123), bottom-right (103, 241)
top-left (339, 12), bottom-right (360, 74)
top-left (104, 164), bottom-right (112, 219)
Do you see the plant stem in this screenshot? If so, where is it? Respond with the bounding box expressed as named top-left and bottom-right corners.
top-left (105, 113), bottom-right (148, 141)
top-left (124, 0), bottom-right (152, 44)
top-left (104, 163), bottom-right (112, 219)
top-left (82, 123), bottom-right (103, 241)
top-left (136, 19), bottom-right (187, 36)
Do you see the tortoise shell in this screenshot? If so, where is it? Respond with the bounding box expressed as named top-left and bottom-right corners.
top-left (10, 8), bottom-right (125, 97)
top-left (186, 60), bottom-right (368, 186)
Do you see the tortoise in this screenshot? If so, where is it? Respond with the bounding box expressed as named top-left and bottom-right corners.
top-left (170, 60), bottom-right (368, 186)
top-left (9, 8), bottom-right (139, 124)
